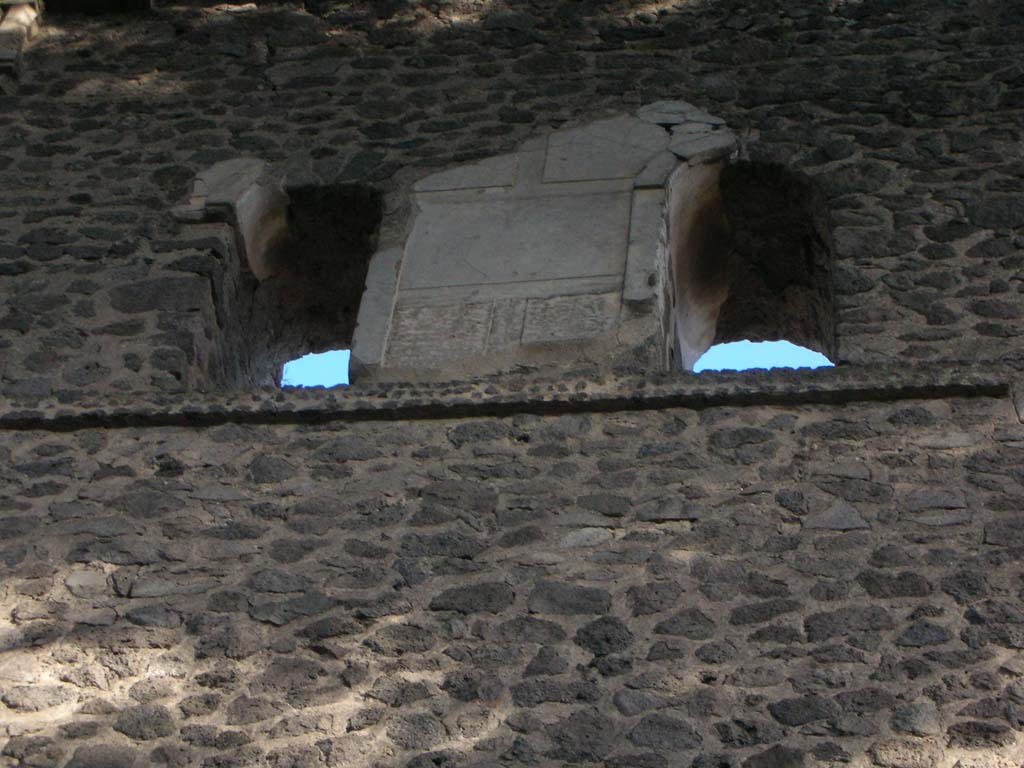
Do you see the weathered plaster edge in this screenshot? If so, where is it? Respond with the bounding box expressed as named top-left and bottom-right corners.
top-left (0, 365), bottom-right (1011, 432)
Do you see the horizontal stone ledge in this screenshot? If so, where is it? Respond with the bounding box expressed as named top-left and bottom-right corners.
top-left (0, 364), bottom-right (1013, 432)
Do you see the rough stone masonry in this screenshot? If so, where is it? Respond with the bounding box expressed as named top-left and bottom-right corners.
top-left (1, 0), bottom-right (1024, 767)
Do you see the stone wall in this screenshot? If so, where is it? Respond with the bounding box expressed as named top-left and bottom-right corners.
top-left (2, 389), bottom-right (1024, 768)
top-left (1, 0), bottom-right (1022, 396)
top-left (2, 0), bottom-right (1024, 766)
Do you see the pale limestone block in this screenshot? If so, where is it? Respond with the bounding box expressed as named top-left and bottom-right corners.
top-left (543, 114), bottom-right (669, 183)
top-left (385, 302), bottom-right (491, 368)
top-left (414, 152), bottom-right (519, 192)
top-left (634, 151), bottom-right (679, 188)
top-left (190, 157), bottom-right (268, 211)
top-left (521, 293), bottom-right (619, 343)
top-left (397, 275), bottom-right (623, 307)
top-left (351, 247), bottom-right (402, 369)
top-left (234, 174), bottom-right (289, 280)
top-left (486, 299), bottom-right (528, 352)
top-left (171, 158), bottom-right (288, 280)
top-left (668, 129), bottom-right (737, 164)
top-left (623, 188), bottom-right (666, 307)
top-left (400, 186), bottom-right (632, 289)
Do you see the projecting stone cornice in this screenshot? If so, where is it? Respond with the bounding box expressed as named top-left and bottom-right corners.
top-left (0, 363), bottom-right (1014, 432)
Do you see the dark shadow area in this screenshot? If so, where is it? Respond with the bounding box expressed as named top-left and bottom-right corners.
top-left (714, 161), bottom-right (836, 361)
top-left (44, 0), bottom-right (152, 13)
top-left (212, 183), bottom-right (383, 389)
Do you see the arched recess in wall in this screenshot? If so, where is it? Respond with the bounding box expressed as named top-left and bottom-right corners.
top-left (173, 159), bottom-right (384, 389)
top-left (666, 159), bottom-right (836, 372)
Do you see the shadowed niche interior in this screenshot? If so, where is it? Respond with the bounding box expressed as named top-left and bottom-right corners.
top-left (214, 183), bottom-right (383, 389)
top-left (668, 159), bottom-right (836, 372)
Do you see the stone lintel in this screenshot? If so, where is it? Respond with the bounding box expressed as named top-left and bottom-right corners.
top-left (350, 247), bottom-right (402, 374)
top-left (623, 188), bottom-right (667, 307)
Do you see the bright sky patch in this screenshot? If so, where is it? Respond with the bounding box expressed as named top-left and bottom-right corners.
top-left (693, 340), bottom-right (833, 373)
top-left (281, 349), bottom-right (350, 387)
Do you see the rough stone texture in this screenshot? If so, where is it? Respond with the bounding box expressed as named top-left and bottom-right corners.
top-left (2, 2), bottom-right (1024, 768)
top-left (1, 396), bottom-right (1024, 766)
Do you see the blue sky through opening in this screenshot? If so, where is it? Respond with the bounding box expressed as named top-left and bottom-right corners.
top-left (693, 340), bottom-right (833, 373)
top-left (281, 349), bottom-right (350, 387)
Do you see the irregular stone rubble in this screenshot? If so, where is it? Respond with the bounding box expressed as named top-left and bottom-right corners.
top-left (0, 1), bottom-right (1023, 766)
top-left (1, 397), bottom-right (1024, 766)
top-left (0, 1), bottom-right (1021, 395)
